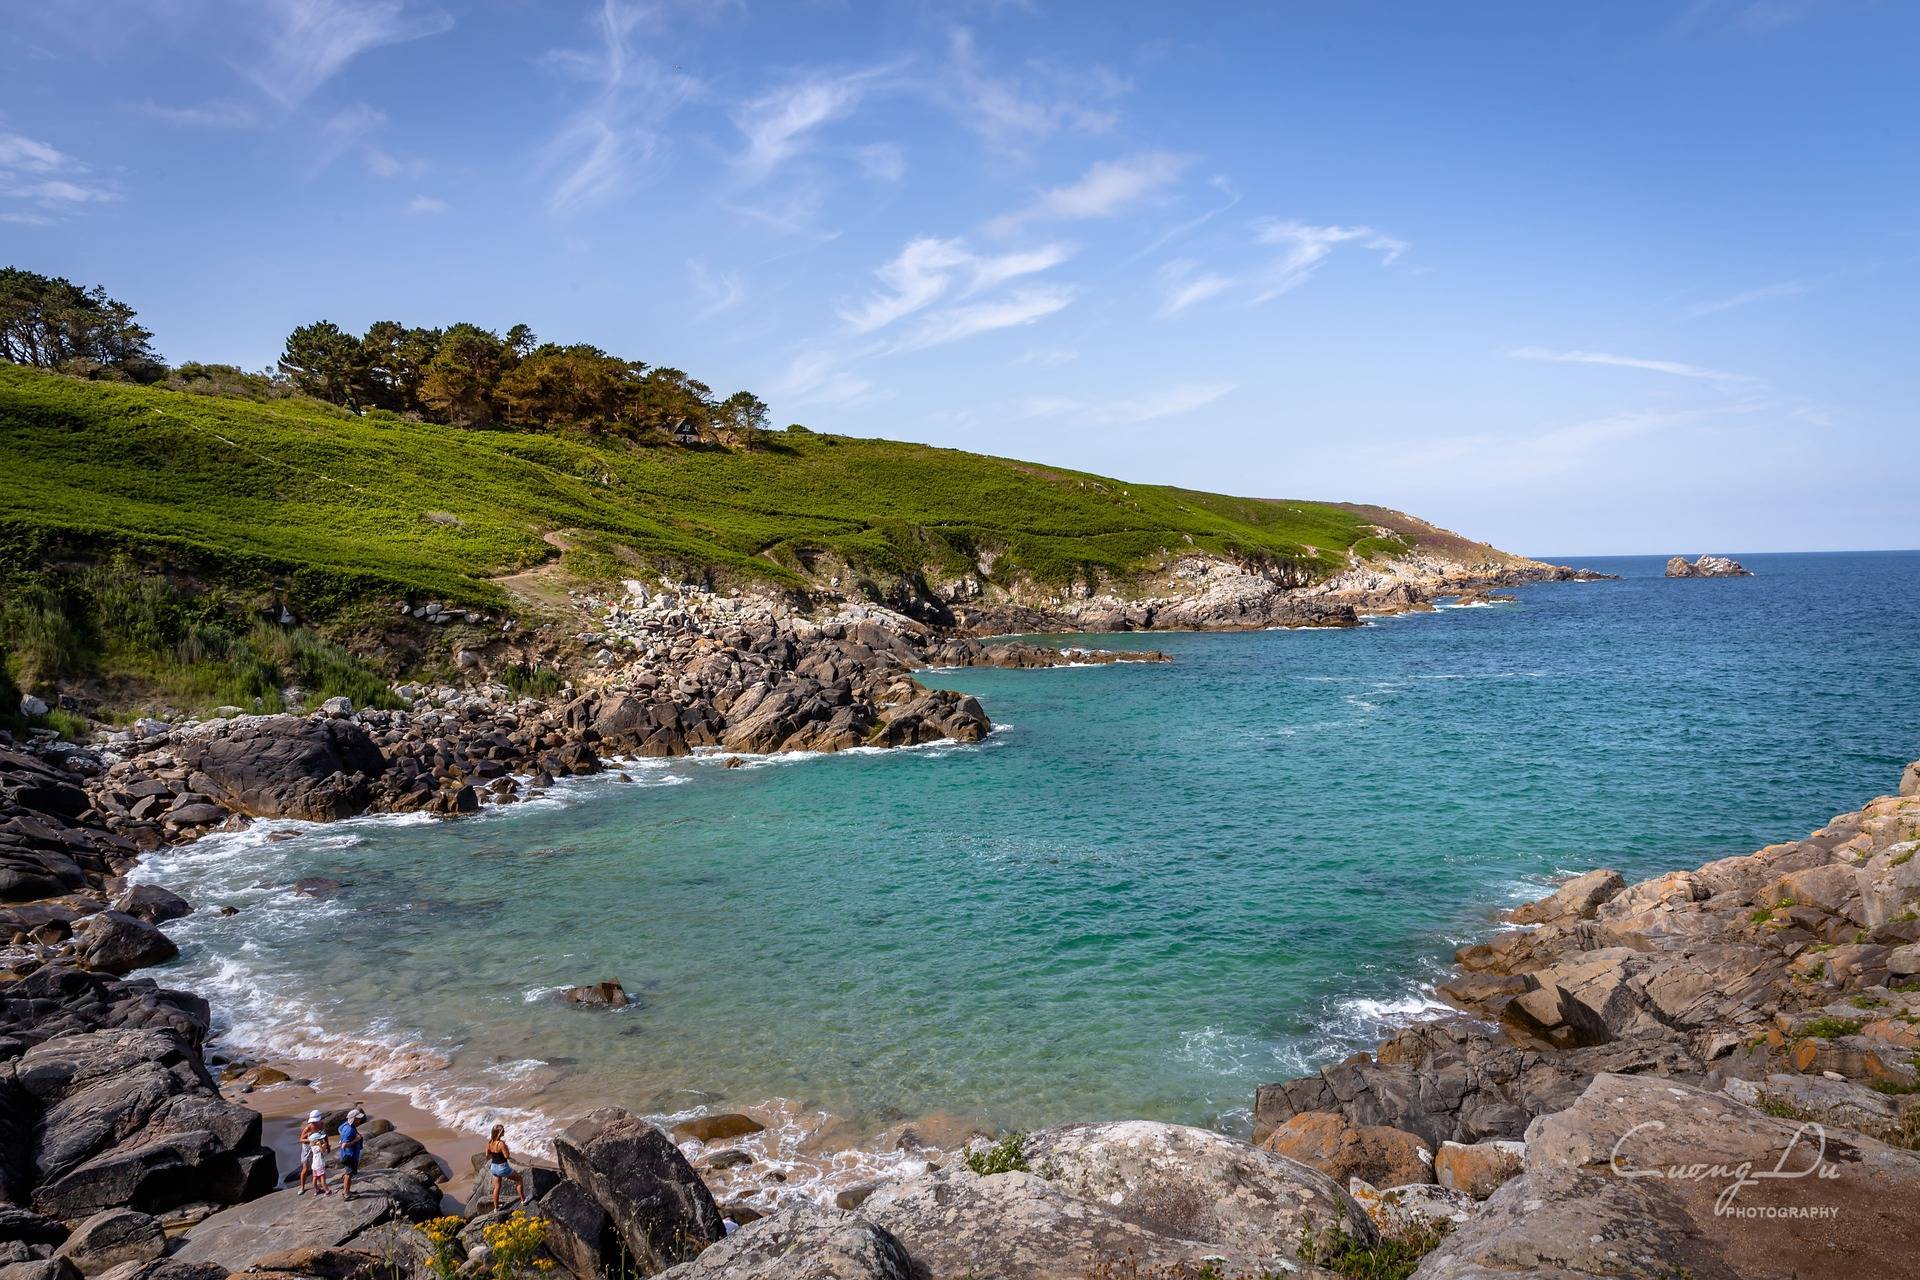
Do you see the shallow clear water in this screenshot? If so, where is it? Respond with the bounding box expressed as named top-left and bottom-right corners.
top-left (138, 551), bottom-right (1920, 1160)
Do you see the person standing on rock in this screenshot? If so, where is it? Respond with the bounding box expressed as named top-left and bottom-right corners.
top-left (298, 1110), bottom-right (332, 1195)
top-left (486, 1123), bottom-right (527, 1211)
top-left (337, 1107), bottom-right (365, 1199)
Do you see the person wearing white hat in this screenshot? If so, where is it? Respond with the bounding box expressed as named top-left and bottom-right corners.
top-left (297, 1110), bottom-right (332, 1196)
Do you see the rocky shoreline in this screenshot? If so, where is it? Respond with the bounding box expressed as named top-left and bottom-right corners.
top-left (10, 726), bottom-right (1918, 1279)
top-left (15, 571), bottom-right (1918, 1278)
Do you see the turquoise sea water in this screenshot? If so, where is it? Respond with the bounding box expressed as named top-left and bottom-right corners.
top-left (138, 552), bottom-right (1920, 1167)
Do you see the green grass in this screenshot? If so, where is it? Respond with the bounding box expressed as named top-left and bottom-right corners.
top-left (1798, 1016), bottom-right (1863, 1039)
top-left (0, 363), bottom-right (1414, 611)
top-left (962, 1132), bottom-right (1031, 1176)
top-left (1295, 1223), bottom-right (1450, 1280)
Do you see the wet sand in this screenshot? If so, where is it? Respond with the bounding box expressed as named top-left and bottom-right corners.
top-left (228, 1055), bottom-right (491, 1201)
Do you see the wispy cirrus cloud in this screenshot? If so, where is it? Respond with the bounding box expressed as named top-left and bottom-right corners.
top-left (0, 131), bottom-right (119, 221)
top-left (1505, 347), bottom-right (1760, 385)
top-left (853, 142), bottom-right (906, 182)
top-left (1250, 219), bottom-right (1407, 301)
top-left (134, 99), bottom-right (259, 128)
top-left (315, 103), bottom-right (423, 177)
top-left (989, 150), bottom-right (1187, 235)
top-left (687, 259), bottom-right (746, 318)
top-left (235, 0), bottom-right (452, 108)
top-left (774, 348), bottom-right (879, 408)
top-left (840, 236), bottom-right (1073, 334)
top-left (733, 67), bottom-right (889, 179)
top-left (895, 285), bottom-right (1076, 351)
top-left (1020, 380), bottom-right (1234, 426)
top-left (1373, 401), bottom-right (1770, 483)
top-left (538, 0), bottom-right (702, 217)
top-left (1156, 258), bottom-right (1233, 317)
top-left (939, 27), bottom-right (1128, 154)
top-left (1684, 278), bottom-right (1808, 318)
top-left (404, 194), bottom-right (446, 214)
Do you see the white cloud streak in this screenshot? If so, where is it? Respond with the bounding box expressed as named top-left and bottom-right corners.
top-left (991, 151), bottom-right (1187, 234)
top-left (1506, 347), bottom-right (1760, 385)
top-left (840, 237), bottom-right (1073, 334)
top-left (774, 349), bottom-right (877, 407)
top-left (404, 194), bottom-right (447, 214)
top-left (687, 259), bottom-right (746, 318)
top-left (1685, 279), bottom-right (1807, 318)
top-left (135, 100), bottom-right (259, 128)
top-left (0, 131), bottom-right (119, 216)
top-left (940, 27), bottom-right (1127, 153)
top-left (539, 0), bottom-right (702, 217)
top-left (734, 69), bottom-right (885, 178)
top-left (237, 0), bottom-right (452, 108)
top-left (895, 285), bottom-right (1075, 351)
top-left (1249, 219), bottom-right (1408, 301)
top-left (853, 142), bottom-right (906, 182)
top-left (1156, 258), bottom-right (1234, 317)
top-left (1020, 381), bottom-right (1234, 426)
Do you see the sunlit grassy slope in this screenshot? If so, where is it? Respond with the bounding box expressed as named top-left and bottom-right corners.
top-left (0, 364), bottom-right (1409, 608)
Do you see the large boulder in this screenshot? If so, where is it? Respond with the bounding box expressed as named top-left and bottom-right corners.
top-left (1414, 1073), bottom-right (1920, 1279)
top-left (551, 1108), bottom-right (723, 1274)
top-left (1024, 1121), bottom-right (1376, 1266)
top-left (1259, 1111), bottom-right (1434, 1189)
top-left (1508, 869), bottom-right (1624, 926)
top-left (173, 716), bottom-right (386, 821)
top-left (860, 1165), bottom-right (1257, 1279)
top-left (11, 1028), bottom-right (272, 1219)
top-left (171, 1190), bottom-right (390, 1272)
top-left (51, 1210), bottom-right (165, 1276)
top-left (109, 885), bottom-right (192, 926)
top-left (655, 1205), bottom-right (910, 1280)
top-left (70, 913), bottom-right (177, 976)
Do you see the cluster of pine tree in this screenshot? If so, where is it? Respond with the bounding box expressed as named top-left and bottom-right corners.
top-left (0, 265), bottom-right (774, 447)
top-left (279, 319), bottom-right (770, 444)
top-left (0, 267), bottom-right (164, 382)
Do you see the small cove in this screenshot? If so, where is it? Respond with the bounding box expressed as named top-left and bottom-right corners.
top-left (136, 550), bottom-right (1920, 1192)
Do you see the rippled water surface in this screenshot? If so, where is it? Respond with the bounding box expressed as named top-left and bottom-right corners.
top-left (139, 551), bottom-right (1920, 1157)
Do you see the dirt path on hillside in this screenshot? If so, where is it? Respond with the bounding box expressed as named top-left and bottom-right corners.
top-left (490, 530), bottom-right (578, 611)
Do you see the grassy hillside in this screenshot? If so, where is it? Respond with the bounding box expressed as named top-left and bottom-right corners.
top-left (0, 364), bottom-right (1406, 609)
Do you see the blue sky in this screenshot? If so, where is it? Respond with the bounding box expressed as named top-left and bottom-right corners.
top-left (3, 1), bottom-right (1915, 555)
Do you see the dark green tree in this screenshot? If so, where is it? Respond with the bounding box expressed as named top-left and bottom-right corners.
top-left (360, 320), bottom-right (440, 413)
top-left (717, 390), bottom-right (771, 449)
top-left (279, 321), bottom-right (369, 407)
top-left (0, 267), bottom-right (163, 380)
top-left (419, 323), bottom-right (513, 427)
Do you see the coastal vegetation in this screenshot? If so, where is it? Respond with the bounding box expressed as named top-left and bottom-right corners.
top-left (0, 268), bottom-right (1421, 716)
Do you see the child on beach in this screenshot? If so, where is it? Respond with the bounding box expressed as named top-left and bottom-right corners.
top-left (298, 1110), bottom-right (332, 1196)
top-left (485, 1124), bottom-right (526, 1212)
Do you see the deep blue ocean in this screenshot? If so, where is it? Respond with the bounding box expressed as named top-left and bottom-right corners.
top-left (137, 551), bottom-right (1920, 1180)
